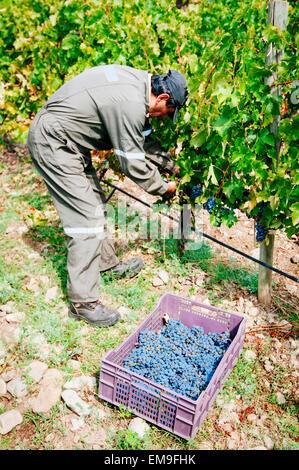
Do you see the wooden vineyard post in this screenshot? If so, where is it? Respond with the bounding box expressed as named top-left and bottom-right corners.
top-left (258, 0), bottom-right (289, 305)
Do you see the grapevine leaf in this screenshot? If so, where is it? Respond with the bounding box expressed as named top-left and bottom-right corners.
top-left (207, 164), bottom-right (218, 185)
top-left (290, 203), bottom-right (299, 226)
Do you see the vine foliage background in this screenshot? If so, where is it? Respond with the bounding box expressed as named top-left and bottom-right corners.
top-left (0, 0), bottom-right (298, 237)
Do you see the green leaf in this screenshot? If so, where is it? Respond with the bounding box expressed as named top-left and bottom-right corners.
top-left (290, 203), bottom-right (299, 226)
top-left (207, 164), bottom-right (218, 185)
top-left (188, 54), bottom-right (199, 74)
top-left (191, 128), bottom-right (208, 148)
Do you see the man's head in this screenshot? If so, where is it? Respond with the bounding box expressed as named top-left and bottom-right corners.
top-left (149, 70), bottom-right (188, 122)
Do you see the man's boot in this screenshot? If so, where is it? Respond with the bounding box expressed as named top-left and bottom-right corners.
top-left (69, 300), bottom-right (120, 327)
top-left (101, 257), bottom-right (144, 279)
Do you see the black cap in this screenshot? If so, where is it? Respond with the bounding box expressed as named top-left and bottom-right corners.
top-left (161, 69), bottom-right (188, 122)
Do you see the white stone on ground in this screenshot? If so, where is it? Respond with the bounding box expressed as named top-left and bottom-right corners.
top-left (70, 416), bottom-right (85, 432)
top-left (28, 369), bottom-right (63, 413)
top-left (0, 377), bottom-right (7, 396)
top-left (68, 360), bottom-right (82, 371)
top-left (7, 377), bottom-right (28, 399)
top-left (61, 389), bottom-right (93, 416)
top-left (0, 409), bottom-right (23, 435)
top-left (244, 350), bottom-right (257, 362)
top-left (128, 417), bottom-right (150, 439)
top-left (1, 369), bottom-right (18, 382)
top-left (63, 376), bottom-right (96, 392)
top-left (24, 360), bottom-right (48, 383)
top-left (276, 392), bottom-right (286, 405)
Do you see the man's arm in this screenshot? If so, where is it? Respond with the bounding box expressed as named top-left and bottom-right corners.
top-left (99, 102), bottom-right (170, 196)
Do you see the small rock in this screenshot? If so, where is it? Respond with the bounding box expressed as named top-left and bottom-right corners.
top-left (221, 423), bottom-right (234, 433)
top-left (118, 306), bottom-right (131, 318)
top-left (29, 369), bottom-right (63, 413)
top-left (0, 409), bottom-right (23, 435)
top-left (61, 389), bottom-right (92, 416)
top-left (25, 278), bottom-right (40, 295)
top-left (157, 269), bottom-right (169, 284)
top-left (45, 286), bottom-right (59, 303)
top-left (247, 413), bottom-right (257, 423)
top-left (70, 416), bottom-right (85, 432)
top-left (264, 360), bottom-right (274, 372)
top-left (128, 417), bottom-right (150, 439)
top-left (27, 252), bottom-right (41, 260)
top-left (45, 432), bottom-right (55, 443)
top-left (0, 302), bottom-right (14, 314)
top-left (30, 333), bottom-right (51, 360)
top-left (195, 275), bottom-right (205, 287)
top-left (290, 254), bottom-right (299, 264)
top-left (7, 377), bottom-right (28, 399)
top-left (68, 360), bottom-right (82, 371)
top-left (215, 395), bottom-right (225, 407)
top-left (198, 440), bottom-right (213, 450)
top-left (276, 392), bottom-right (286, 405)
top-left (5, 312), bottom-right (25, 323)
top-left (291, 349), bottom-right (299, 368)
top-left (244, 350), bottom-right (257, 362)
top-left (91, 407), bottom-right (106, 420)
top-left (248, 446), bottom-right (267, 450)
top-left (31, 333), bottom-right (47, 346)
top-left (279, 319), bottom-right (293, 331)
top-left (287, 339), bottom-right (298, 351)
top-left (264, 436), bottom-right (274, 450)
top-left (219, 409), bottom-right (239, 426)
top-left (0, 378), bottom-right (7, 396)
top-left (40, 276), bottom-right (50, 286)
top-left (285, 284), bottom-right (297, 294)
top-left (247, 306), bottom-right (259, 317)
top-left (0, 324), bottom-right (21, 348)
top-left (24, 361), bottom-right (48, 383)
top-left (230, 431), bottom-right (241, 442)
top-left (82, 428), bottom-right (107, 445)
top-left (269, 354), bottom-right (277, 364)
top-left (1, 369), bottom-right (18, 382)
top-left (244, 300), bottom-right (254, 314)
top-left (152, 276), bottom-right (164, 287)
top-left (227, 438), bottom-right (237, 450)
top-left (63, 376), bottom-right (96, 392)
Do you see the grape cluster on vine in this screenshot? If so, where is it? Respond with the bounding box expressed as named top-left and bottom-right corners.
top-left (123, 319), bottom-right (231, 400)
top-left (190, 185), bottom-right (202, 200)
top-left (255, 221), bottom-right (268, 242)
top-left (204, 196), bottom-right (216, 214)
top-left (255, 202), bottom-right (268, 242)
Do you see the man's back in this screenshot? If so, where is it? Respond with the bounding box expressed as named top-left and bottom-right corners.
top-left (42, 65), bottom-right (149, 151)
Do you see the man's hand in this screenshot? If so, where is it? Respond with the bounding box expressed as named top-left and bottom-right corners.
top-left (164, 181), bottom-right (177, 198)
top-left (172, 166), bottom-right (180, 177)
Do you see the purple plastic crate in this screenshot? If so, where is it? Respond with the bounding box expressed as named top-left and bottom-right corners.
top-left (98, 293), bottom-right (246, 440)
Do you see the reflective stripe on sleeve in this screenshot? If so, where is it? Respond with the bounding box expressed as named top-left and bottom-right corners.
top-left (114, 149), bottom-right (145, 160)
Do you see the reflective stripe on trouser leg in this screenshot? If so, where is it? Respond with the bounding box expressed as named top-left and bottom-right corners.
top-left (27, 120), bottom-right (118, 301)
